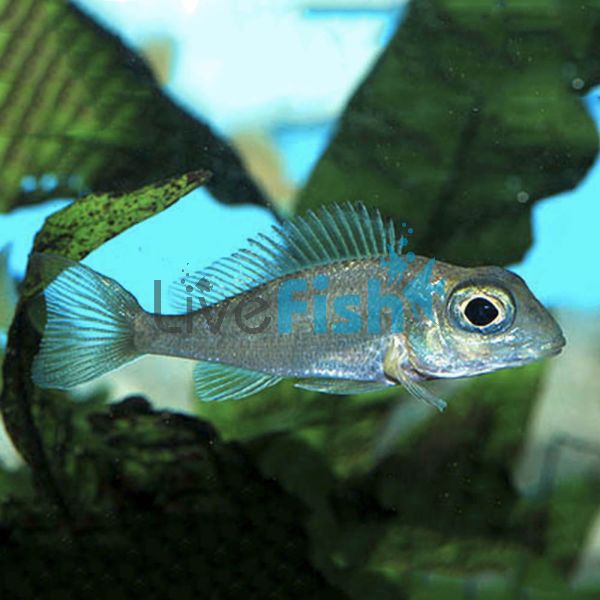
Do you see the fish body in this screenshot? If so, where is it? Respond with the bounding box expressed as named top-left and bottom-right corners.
top-left (138, 259), bottom-right (403, 380)
top-left (31, 204), bottom-right (565, 411)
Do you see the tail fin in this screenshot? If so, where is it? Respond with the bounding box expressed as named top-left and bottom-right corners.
top-left (30, 254), bottom-right (142, 389)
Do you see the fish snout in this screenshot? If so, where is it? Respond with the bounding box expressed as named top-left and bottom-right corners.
top-left (538, 332), bottom-right (566, 358)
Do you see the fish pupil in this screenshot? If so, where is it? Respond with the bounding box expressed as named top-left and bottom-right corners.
top-left (464, 297), bottom-right (498, 327)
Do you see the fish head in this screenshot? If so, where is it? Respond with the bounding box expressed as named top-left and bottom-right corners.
top-left (404, 263), bottom-right (565, 380)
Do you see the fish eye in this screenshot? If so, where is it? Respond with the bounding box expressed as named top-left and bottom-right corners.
top-left (447, 283), bottom-right (515, 335)
top-left (464, 297), bottom-right (498, 326)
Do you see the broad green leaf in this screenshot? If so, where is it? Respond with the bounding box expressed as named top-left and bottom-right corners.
top-left (296, 0), bottom-right (600, 266)
top-left (0, 0), bottom-right (265, 211)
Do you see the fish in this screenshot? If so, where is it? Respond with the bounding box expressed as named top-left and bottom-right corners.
top-left (30, 203), bottom-right (565, 411)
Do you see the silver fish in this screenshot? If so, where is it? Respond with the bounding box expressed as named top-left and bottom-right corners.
top-left (31, 203), bottom-right (565, 411)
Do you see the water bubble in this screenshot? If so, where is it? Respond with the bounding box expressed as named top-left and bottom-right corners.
top-left (572, 78), bottom-right (585, 91)
top-left (408, 227), bottom-right (414, 234)
top-left (517, 191), bottom-right (530, 203)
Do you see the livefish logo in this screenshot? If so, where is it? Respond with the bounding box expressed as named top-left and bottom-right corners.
top-left (277, 232), bottom-right (444, 335)
top-left (154, 224), bottom-right (446, 337)
top-left (380, 222), bottom-right (413, 286)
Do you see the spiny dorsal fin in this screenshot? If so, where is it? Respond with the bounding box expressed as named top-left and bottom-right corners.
top-left (171, 203), bottom-right (406, 313)
top-left (193, 362), bottom-right (282, 402)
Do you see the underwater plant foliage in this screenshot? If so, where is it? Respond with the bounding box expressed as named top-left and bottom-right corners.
top-left (0, 0), bottom-right (265, 211)
top-left (297, 0), bottom-right (600, 266)
top-left (0, 0), bottom-right (598, 598)
top-left (201, 358), bottom-right (600, 597)
top-left (1, 171), bottom-right (210, 508)
top-left (0, 397), bottom-right (345, 599)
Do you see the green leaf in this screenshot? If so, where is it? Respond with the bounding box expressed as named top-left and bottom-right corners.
top-left (296, 0), bottom-right (600, 265)
top-left (0, 170), bottom-right (209, 511)
top-left (0, 0), bottom-right (265, 211)
top-left (0, 246), bottom-right (16, 333)
top-left (545, 479), bottom-right (600, 574)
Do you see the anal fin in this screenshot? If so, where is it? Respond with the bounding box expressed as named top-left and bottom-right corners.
top-left (193, 362), bottom-right (282, 402)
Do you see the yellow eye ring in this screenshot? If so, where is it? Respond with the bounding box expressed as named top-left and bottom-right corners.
top-left (447, 283), bottom-right (515, 334)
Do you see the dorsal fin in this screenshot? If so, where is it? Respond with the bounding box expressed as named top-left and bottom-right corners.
top-left (170, 202), bottom-right (406, 313)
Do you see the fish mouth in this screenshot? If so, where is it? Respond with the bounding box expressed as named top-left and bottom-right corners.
top-left (411, 331), bottom-right (567, 381)
top-left (433, 335), bottom-right (566, 379)
top-left (508, 334), bottom-right (566, 365)
top-left (535, 334), bottom-right (566, 358)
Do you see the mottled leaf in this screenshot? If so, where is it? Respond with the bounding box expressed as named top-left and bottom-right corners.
top-left (0, 170), bottom-right (209, 511)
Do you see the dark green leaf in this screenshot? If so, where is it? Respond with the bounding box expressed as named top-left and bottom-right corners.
top-left (0, 397), bottom-right (345, 599)
top-left (0, 0), bottom-right (265, 211)
top-left (296, 0), bottom-right (600, 265)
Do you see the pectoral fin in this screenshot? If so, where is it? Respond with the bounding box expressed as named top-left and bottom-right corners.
top-left (392, 372), bottom-right (447, 412)
top-left (383, 339), bottom-right (447, 412)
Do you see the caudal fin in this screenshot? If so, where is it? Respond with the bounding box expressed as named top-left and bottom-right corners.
top-left (31, 254), bottom-right (142, 389)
